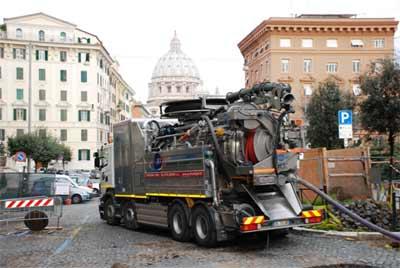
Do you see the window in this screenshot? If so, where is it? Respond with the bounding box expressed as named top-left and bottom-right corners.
top-left (60, 51), bottom-right (67, 62)
top-left (186, 86), bottom-right (189, 93)
top-left (16, 88), bottom-right (23, 100)
top-left (81, 129), bottom-right (88, 141)
top-left (78, 110), bottom-right (90, 122)
top-left (13, 48), bottom-right (26, 60)
top-left (351, 39), bottom-right (364, 48)
top-left (57, 91), bottom-right (67, 103)
top-left (326, 63), bottom-right (338, 73)
top-left (35, 50), bottom-right (48, 61)
top-left (281, 59), bottom-right (289, 73)
top-left (16, 28), bottom-right (23, 38)
top-left (39, 68), bottom-right (46, 81)
top-left (302, 39), bottom-right (313, 48)
top-left (78, 52), bottom-right (90, 63)
top-left (78, 149), bottom-right (90, 161)
top-left (0, 88), bottom-right (2, 99)
top-left (0, 47), bottom-right (3, 58)
top-left (39, 89), bottom-right (46, 101)
top-left (0, 108), bottom-right (2, 120)
top-left (81, 71), bottom-right (87, 83)
top-left (352, 60), bottom-right (361, 73)
top-left (38, 129), bottom-right (46, 138)
top-left (81, 91), bottom-right (88, 102)
top-left (304, 84), bottom-right (313, 96)
top-left (16, 67), bottom-right (24, 80)
top-left (303, 59), bottom-right (312, 73)
top-left (167, 86), bottom-right (171, 93)
top-left (60, 32), bottom-right (66, 41)
top-left (39, 109), bottom-right (46, 121)
top-left (326, 39), bottom-right (338, 48)
top-left (0, 66), bottom-right (2, 79)
top-left (60, 129), bottom-right (67, 141)
top-left (16, 129), bottom-right (24, 137)
top-left (280, 39), bottom-right (291, 48)
top-left (60, 70), bottom-right (67, 81)
top-left (352, 84), bottom-right (361, 96)
top-left (0, 129), bottom-right (5, 141)
top-left (373, 39), bottom-right (385, 48)
top-left (13, 108), bottom-right (26, 121)
top-left (176, 86), bottom-right (181, 93)
top-left (60, 109), bottom-right (67, 121)
top-left (38, 30), bottom-right (45, 41)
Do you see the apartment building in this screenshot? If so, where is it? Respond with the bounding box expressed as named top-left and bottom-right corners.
top-left (0, 13), bottom-right (134, 169)
top-left (238, 14), bottom-right (398, 120)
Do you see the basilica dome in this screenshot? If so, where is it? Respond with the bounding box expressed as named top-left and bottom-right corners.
top-left (151, 34), bottom-right (200, 79)
top-left (146, 32), bottom-right (205, 116)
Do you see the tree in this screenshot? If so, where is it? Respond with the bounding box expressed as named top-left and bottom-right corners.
top-left (8, 133), bottom-right (72, 170)
top-left (359, 58), bottom-right (400, 173)
top-left (58, 144), bottom-right (72, 169)
top-left (306, 79), bottom-right (354, 149)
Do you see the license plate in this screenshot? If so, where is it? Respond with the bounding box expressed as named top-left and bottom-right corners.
top-left (273, 220), bottom-right (289, 227)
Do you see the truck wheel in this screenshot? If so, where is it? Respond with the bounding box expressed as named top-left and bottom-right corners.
top-left (71, 194), bottom-right (82, 204)
top-left (191, 206), bottom-right (217, 247)
top-left (123, 202), bottom-right (140, 230)
top-left (169, 203), bottom-right (191, 242)
top-left (105, 198), bottom-right (120, 225)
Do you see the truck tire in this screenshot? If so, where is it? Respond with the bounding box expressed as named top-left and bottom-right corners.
top-left (105, 198), bottom-right (120, 225)
top-left (191, 206), bottom-right (217, 247)
top-left (168, 203), bottom-right (191, 242)
top-left (123, 202), bottom-right (140, 230)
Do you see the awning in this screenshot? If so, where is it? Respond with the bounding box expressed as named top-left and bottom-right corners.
top-left (351, 40), bottom-right (364, 47)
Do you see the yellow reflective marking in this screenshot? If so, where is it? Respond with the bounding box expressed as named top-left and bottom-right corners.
top-left (243, 217), bottom-right (254, 225)
top-left (115, 194), bottom-right (147, 199)
top-left (254, 216), bottom-right (264, 224)
top-left (302, 211), bottom-right (312, 218)
top-left (115, 193), bottom-right (207, 199)
top-left (312, 210), bottom-right (321, 217)
top-left (146, 193), bottom-right (207, 198)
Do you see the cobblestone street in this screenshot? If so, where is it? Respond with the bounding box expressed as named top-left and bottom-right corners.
top-left (0, 199), bottom-right (399, 268)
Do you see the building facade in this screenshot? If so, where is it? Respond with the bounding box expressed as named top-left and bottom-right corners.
top-left (146, 32), bottom-right (206, 116)
top-left (0, 13), bottom-right (134, 170)
top-left (238, 14), bottom-right (398, 120)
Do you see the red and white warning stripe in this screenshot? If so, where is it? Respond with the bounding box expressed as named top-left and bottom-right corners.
top-left (4, 198), bottom-right (54, 209)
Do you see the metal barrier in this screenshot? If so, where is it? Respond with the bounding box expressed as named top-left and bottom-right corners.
top-left (0, 172), bottom-right (64, 231)
top-left (0, 196), bottom-right (62, 231)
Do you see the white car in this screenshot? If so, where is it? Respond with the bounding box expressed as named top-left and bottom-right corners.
top-left (55, 175), bottom-right (94, 203)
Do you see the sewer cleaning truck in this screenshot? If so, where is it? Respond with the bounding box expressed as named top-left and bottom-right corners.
top-left (96, 82), bottom-right (324, 247)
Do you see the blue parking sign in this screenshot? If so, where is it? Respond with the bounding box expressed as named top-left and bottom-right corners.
top-left (338, 110), bottom-right (352, 125)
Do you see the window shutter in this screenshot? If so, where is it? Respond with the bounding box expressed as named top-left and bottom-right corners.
top-left (86, 53), bottom-right (90, 62)
top-left (78, 37), bottom-right (81, 43)
top-left (22, 49), bottom-right (26, 60)
top-left (23, 109), bottom-right (27, 121)
top-left (13, 48), bottom-right (16, 59)
top-left (87, 150), bottom-right (90, 160)
top-left (45, 51), bottom-right (48, 61)
top-left (13, 109), bottom-right (16, 120)
top-left (36, 50), bottom-right (39, 60)
top-left (78, 53), bottom-right (81, 62)
top-left (78, 150), bottom-right (82, 160)
top-left (87, 38), bottom-right (90, 44)
top-left (78, 111), bottom-right (81, 121)
top-left (87, 111), bottom-right (90, 122)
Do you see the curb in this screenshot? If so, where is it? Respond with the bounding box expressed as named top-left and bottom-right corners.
top-left (293, 227), bottom-right (386, 240)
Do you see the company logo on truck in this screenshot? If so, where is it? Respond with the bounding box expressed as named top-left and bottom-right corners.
top-left (151, 153), bottom-right (163, 171)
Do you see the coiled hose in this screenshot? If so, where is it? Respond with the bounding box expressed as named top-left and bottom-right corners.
top-left (293, 176), bottom-right (400, 242)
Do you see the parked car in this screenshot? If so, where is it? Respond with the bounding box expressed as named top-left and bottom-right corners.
top-left (69, 175), bottom-right (99, 196)
top-left (55, 175), bottom-right (92, 204)
top-left (31, 176), bottom-right (71, 202)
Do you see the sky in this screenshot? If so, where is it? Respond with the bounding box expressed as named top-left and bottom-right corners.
top-left (2, 0), bottom-right (400, 102)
